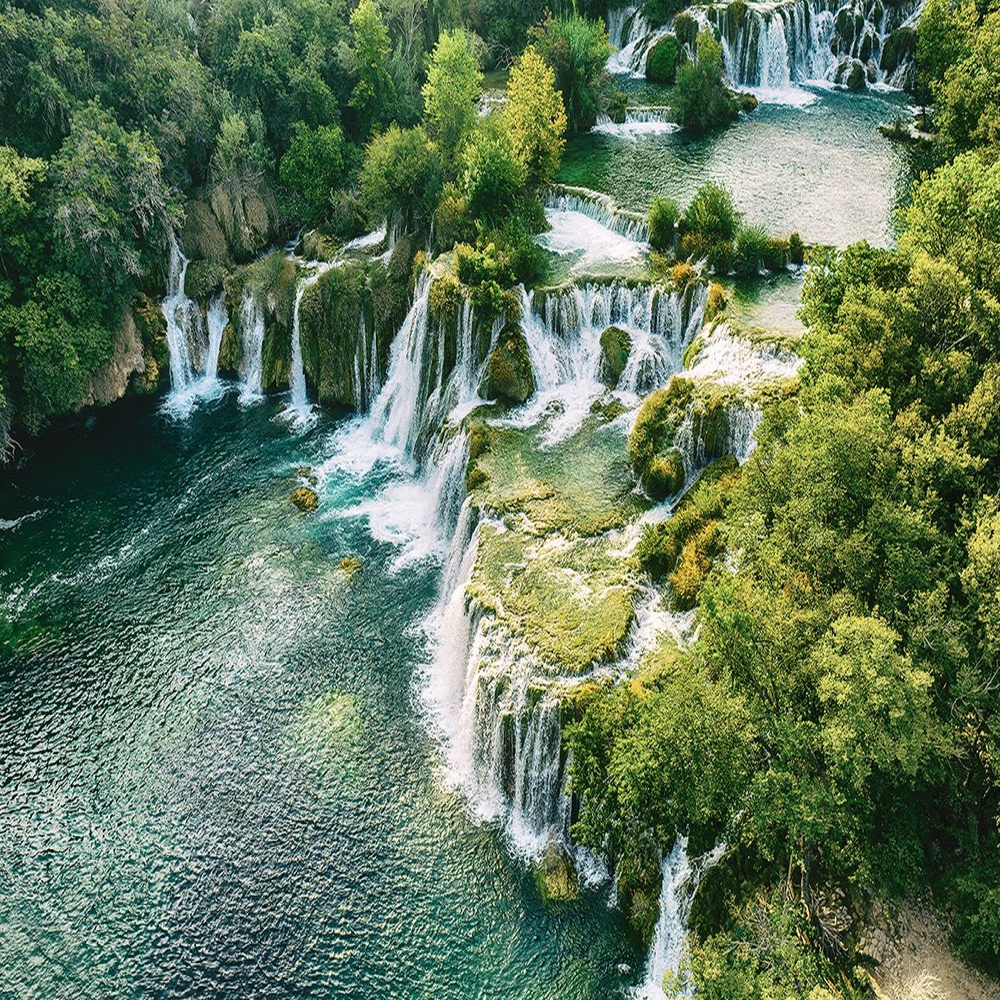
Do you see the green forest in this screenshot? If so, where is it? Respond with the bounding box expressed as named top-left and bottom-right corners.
top-left (2, 0), bottom-right (1000, 997)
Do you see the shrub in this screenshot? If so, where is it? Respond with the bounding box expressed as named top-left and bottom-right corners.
top-left (434, 183), bottom-right (475, 252)
top-left (461, 116), bottom-right (527, 225)
top-left (671, 260), bottom-right (694, 287)
top-left (360, 124), bottom-right (441, 230)
top-left (529, 14), bottom-right (612, 135)
top-left (279, 121), bottom-right (352, 221)
top-left (671, 29), bottom-right (741, 134)
top-left (646, 35), bottom-right (681, 84)
top-left (683, 182), bottom-right (741, 244)
top-left (763, 236), bottom-right (789, 271)
top-left (673, 12), bottom-right (699, 48)
top-left (705, 282), bottom-right (726, 320)
top-left (733, 224), bottom-right (771, 276)
top-left (789, 231), bottom-right (805, 265)
top-left (643, 0), bottom-right (686, 27)
top-left (649, 197), bottom-right (681, 251)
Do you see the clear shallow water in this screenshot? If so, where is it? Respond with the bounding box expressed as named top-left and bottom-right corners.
top-left (559, 84), bottom-right (913, 247)
top-left (0, 395), bottom-right (640, 1000)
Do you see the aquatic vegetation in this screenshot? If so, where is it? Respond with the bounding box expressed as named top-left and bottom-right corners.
top-left (290, 486), bottom-right (319, 512)
top-left (478, 326), bottom-right (536, 404)
top-left (468, 524), bottom-right (638, 673)
top-left (598, 325), bottom-right (632, 386)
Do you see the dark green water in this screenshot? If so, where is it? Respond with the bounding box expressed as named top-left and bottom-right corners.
top-left (0, 395), bottom-right (640, 999)
top-left (560, 85), bottom-right (912, 247)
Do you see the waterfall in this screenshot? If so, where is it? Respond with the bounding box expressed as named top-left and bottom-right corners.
top-left (703, 0), bottom-right (924, 95)
top-left (204, 293), bottom-right (228, 382)
top-left (545, 186), bottom-right (650, 243)
top-left (161, 234), bottom-right (228, 414)
top-left (636, 839), bottom-right (728, 1000)
top-left (421, 279), bottom-right (707, 855)
top-left (608, 5), bottom-right (670, 76)
top-left (162, 236), bottom-right (204, 394)
top-left (238, 288), bottom-right (266, 403)
top-left (366, 275), bottom-right (488, 458)
top-left (594, 107), bottom-right (680, 137)
top-left (287, 262), bottom-right (335, 427)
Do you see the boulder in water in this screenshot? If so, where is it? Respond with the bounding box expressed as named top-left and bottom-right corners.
top-left (290, 486), bottom-right (319, 512)
top-left (536, 840), bottom-right (579, 903)
top-left (478, 325), bottom-right (536, 405)
top-left (599, 326), bottom-right (632, 388)
top-left (846, 59), bottom-right (867, 91)
top-left (339, 555), bottom-right (363, 576)
top-left (643, 449), bottom-right (686, 500)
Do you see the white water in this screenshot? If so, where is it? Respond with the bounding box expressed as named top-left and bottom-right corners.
top-left (545, 186), bottom-right (650, 244)
top-left (238, 288), bottom-right (266, 404)
top-left (594, 108), bottom-right (681, 138)
top-left (636, 839), bottom-right (727, 999)
top-left (161, 235), bottom-right (229, 416)
top-left (609, 0), bottom-right (923, 102)
top-left (608, 5), bottom-right (670, 77)
top-left (286, 261), bottom-right (336, 429)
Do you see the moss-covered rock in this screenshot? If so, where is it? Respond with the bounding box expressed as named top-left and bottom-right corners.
top-left (290, 486), bottom-right (319, 512)
top-left (636, 456), bottom-right (740, 606)
top-left (217, 321), bottom-right (240, 376)
top-left (468, 416), bottom-right (648, 537)
top-left (339, 555), bottom-right (363, 575)
top-left (184, 258), bottom-right (225, 302)
top-left (599, 325), bottom-right (631, 388)
top-left (478, 324), bottom-right (536, 405)
top-left (629, 377), bottom-right (736, 500)
top-left (468, 525), bottom-right (638, 674)
top-left (643, 448), bottom-right (686, 499)
top-left (536, 841), bottom-right (579, 903)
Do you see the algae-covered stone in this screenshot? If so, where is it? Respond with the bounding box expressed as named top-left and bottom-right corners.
top-left (643, 448), bottom-right (686, 500)
top-left (478, 325), bottom-right (536, 405)
top-left (291, 486), bottom-right (319, 512)
top-left (339, 555), bottom-right (363, 576)
top-left (599, 325), bottom-right (631, 388)
top-left (536, 840), bottom-right (579, 903)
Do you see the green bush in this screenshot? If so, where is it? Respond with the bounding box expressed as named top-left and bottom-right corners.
top-left (671, 29), bottom-right (740, 134)
top-left (683, 182), bottom-right (741, 244)
top-left (789, 231), bottom-right (805, 265)
top-left (279, 121), bottom-right (353, 221)
top-left (646, 35), bottom-right (681, 84)
top-left (461, 116), bottom-right (527, 225)
top-left (673, 12), bottom-right (699, 48)
top-left (733, 224), bottom-right (771, 276)
top-left (648, 196), bottom-right (681, 251)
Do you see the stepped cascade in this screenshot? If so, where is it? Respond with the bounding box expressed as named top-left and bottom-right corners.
top-left (607, 0), bottom-right (923, 91)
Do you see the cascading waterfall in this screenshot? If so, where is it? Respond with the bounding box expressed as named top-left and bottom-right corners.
top-left (611, 0), bottom-right (923, 94)
top-left (594, 107), bottom-right (680, 137)
top-left (608, 4), bottom-right (670, 76)
top-left (636, 839), bottom-right (727, 1000)
top-left (238, 288), bottom-right (266, 403)
top-left (424, 278), bottom-right (707, 857)
top-left (287, 261), bottom-right (335, 426)
top-left (161, 235), bottom-right (229, 413)
top-left (162, 236), bottom-right (204, 394)
top-left (204, 293), bottom-right (228, 382)
top-left (702, 0), bottom-right (924, 94)
top-left (545, 186), bottom-right (650, 243)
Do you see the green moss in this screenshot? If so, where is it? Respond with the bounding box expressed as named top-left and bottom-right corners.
top-left (470, 416), bottom-right (649, 537)
top-left (636, 456), bottom-right (740, 605)
top-left (468, 525), bottom-right (638, 674)
top-left (599, 325), bottom-right (631, 387)
top-left (535, 841), bottom-right (579, 903)
top-left (643, 448), bottom-right (686, 499)
top-left (290, 486), bottom-right (319, 512)
top-left (478, 324), bottom-right (536, 405)
top-left (339, 555), bottom-right (363, 575)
